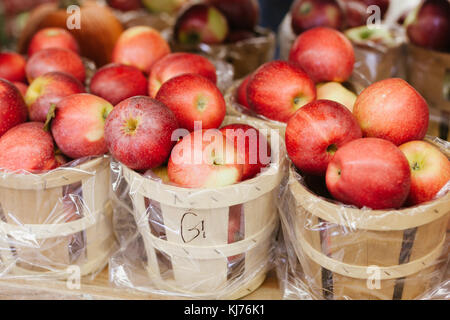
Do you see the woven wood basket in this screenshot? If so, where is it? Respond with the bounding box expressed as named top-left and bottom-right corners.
top-left (121, 116), bottom-right (286, 299)
top-left (0, 157), bottom-right (115, 279)
top-left (282, 140), bottom-right (449, 300)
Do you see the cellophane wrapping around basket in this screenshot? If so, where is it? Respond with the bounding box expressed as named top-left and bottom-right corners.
top-left (0, 155), bottom-right (116, 281)
top-left (169, 26), bottom-right (276, 79)
top-left (278, 13), bottom-right (407, 83)
top-left (109, 117), bottom-right (286, 299)
top-left (276, 136), bottom-right (450, 300)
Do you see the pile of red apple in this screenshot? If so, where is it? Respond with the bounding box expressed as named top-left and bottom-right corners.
top-left (235, 27), bottom-right (357, 123)
top-left (285, 76), bottom-right (450, 210)
top-left (0, 24), bottom-right (271, 190)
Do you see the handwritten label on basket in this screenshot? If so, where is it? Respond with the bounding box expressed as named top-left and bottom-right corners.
top-left (181, 212), bottom-right (206, 243)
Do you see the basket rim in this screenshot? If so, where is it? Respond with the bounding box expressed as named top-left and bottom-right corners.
top-left (122, 116), bottom-right (287, 209)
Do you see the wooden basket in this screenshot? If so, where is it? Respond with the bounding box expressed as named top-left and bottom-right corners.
top-left (0, 157), bottom-right (116, 279)
top-left (407, 44), bottom-right (450, 112)
top-left (121, 116), bottom-right (286, 299)
top-left (282, 141), bottom-right (450, 300)
top-left (170, 27), bottom-right (276, 79)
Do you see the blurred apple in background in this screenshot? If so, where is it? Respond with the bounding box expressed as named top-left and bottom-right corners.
top-left (289, 27), bottom-right (355, 83)
top-left (220, 124), bottom-right (271, 180)
top-left (290, 0), bottom-right (344, 35)
top-left (149, 53), bottom-right (217, 98)
top-left (25, 48), bottom-right (86, 83)
top-left (143, 0), bottom-right (189, 13)
top-left (326, 137), bottom-right (411, 210)
top-left (174, 4), bottom-right (229, 45)
top-left (112, 26), bottom-right (171, 74)
top-left (0, 78), bottom-right (28, 138)
top-left (156, 73), bottom-right (226, 131)
top-left (207, 0), bottom-right (260, 31)
top-left (90, 63), bottom-right (148, 106)
top-left (168, 129), bottom-right (244, 188)
top-left (27, 27), bottom-right (80, 57)
top-left (247, 60), bottom-right (316, 123)
top-left (399, 140), bottom-right (450, 206)
top-left (13, 82), bottom-right (28, 97)
top-left (406, 0), bottom-right (450, 52)
top-left (286, 99), bottom-right (362, 176)
top-left (0, 122), bottom-right (58, 173)
top-left (105, 96), bottom-right (179, 171)
top-left (51, 94), bottom-right (113, 159)
top-left (316, 82), bottom-right (357, 111)
top-left (353, 78), bottom-right (429, 146)
top-left (107, 0), bottom-right (143, 12)
top-left (0, 52), bottom-right (27, 83)
top-left (26, 71), bottom-right (85, 122)
top-left (341, 0), bottom-right (390, 28)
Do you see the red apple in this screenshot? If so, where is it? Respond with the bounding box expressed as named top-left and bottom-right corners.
top-left (399, 140), bottom-right (450, 206)
top-left (148, 53), bottom-right (217, 98)
top-left (51, 93), bottom-right (113, 159)
top-left (0, 78), bottom-right (28, 138)
top-left (406, 0), bottom-right (450, 52)
top-left (220, 124), bottom-right (271, 180)
top-left (174, 4), bottom-right (229, 45)
top-left (326, 138), bottom-right (411, 209)
top-left (236, 75), bottom-right (252, 110)
top-left (104, 96), bottom-right (179, 171)
top-left (289, 27), bottom-right (355, 83)
top-left (342, 0), bottom-right (390, 28)
top-left (167, 129), bottom-right (244, 188)
top-left (26, 72), bottom-right (86, 122)
top-left (107, 0), bottom-right (142, 11)
top-left (247, 60), bottom-right (316, 123)
top-left (90, 63), bottom-right (148, 106)
top-left (0, 52), bottom-right (27, 82)
top-left (25, 48), bottom-right (86, 83)
top-left (112, 26), bottom-right (171, 75)
top-left (207, 0), bottom-right (259, 31)
top-left (0, 122), bottom-right (58, 173)
top-left (286, 100), bottom-right (362, 176)
top-left (156, 73), bottom-right (226, 131)
top-left (290, 0), bottom-right (344, 35)
top-left (27, 27), bottom-right (80, 57)
top-left (353, 78), bottom-right (429, 146)
top-left (13, 82), bottom-right (28, 97)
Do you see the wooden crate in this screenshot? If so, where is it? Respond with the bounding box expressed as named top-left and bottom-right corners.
top-left (0, 157), bottom-right (116, 279)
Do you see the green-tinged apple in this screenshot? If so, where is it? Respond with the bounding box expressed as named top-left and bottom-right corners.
top-left (286, 99), bottom-right (362, 176)
top-left (112, 26), bottom-right (171, 74)
top-left (316, 82), bottom-right (357, 111)
top-left (168, 129), bottom-right (244, 188)
top-left (156, 73), bottom-right (226, 131)
top-left (104, 96), bottom-right (179, 171)
top-left (174, 4), bottom-right (229, 45)
top-left (149, 53), bottom-right (217, 98)
top-left (0, 122), bottom-right (58, 173)
top-left (399, 140), bottom-right (450, 206)
top-left (326, 138), bottom-right (411, 209)
top-left (26, 72), bottom-right (86, 122)
top-left (143, 0), bottom-right (189, 13)
top-left (247, 60), bottom-right (316, 123)
top-left (51, 94), bottom-right (113, 159)
top-left (207, 0), bottom-right (260, 31)
top-left (353, 78), bottom-right (429, 146)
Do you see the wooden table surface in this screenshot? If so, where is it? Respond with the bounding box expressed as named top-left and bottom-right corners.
top-left (0, 267), bottom-right (282, 300)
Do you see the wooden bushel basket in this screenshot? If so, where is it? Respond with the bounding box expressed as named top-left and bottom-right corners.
top-left (407, 44), bottom-right (450, 112)
top-left (121, 116), bottom-right (286, 299)
top-left (0, 157), bottom-right (115, 278)
top-left (282, 140), bottom-right (449, 300)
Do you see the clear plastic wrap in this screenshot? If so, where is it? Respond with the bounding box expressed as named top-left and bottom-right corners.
top-left (169, 26), bottom-right (276, 79)
top-left (276, 136), bottom-right (450, 300)
top-left (0, 156), bottom-right (116, 281)
top-left (224, 70), bottom-right (371, 138)
top-left (109, 115), bottom-right (287, 299)
top-left (278, 13), bottom-right (407, 83)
